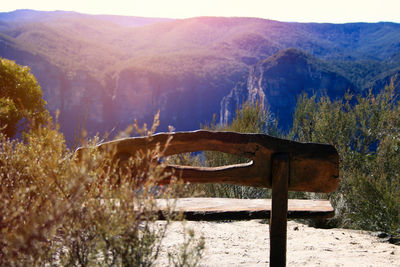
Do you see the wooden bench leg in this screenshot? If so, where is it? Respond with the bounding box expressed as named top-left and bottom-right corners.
top-left (270, 153), bottom-right (289, 267)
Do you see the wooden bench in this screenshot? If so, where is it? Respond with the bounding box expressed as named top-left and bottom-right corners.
top-left (78, 130), bottom-right (339, 266)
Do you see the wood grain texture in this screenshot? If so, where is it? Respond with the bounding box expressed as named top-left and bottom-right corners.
top-left (77, 130), bottom-right (339, 193)
top-left (155, 198), bottom-right (335, 220)
top-left (270, 153), bottom-right (289, 267)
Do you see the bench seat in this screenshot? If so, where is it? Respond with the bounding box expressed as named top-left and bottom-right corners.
top-left (156, 197), bottom-right (334, 221)
top-left (76, 130), bottom-right (339, 266)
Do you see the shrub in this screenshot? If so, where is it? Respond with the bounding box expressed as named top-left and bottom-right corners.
top-left (289, 81), bottom-right (400, 234)
top-left (0, 118), bottom-right (204, 266)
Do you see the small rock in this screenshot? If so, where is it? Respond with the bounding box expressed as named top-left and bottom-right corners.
top-left (374, 231), bottom-right (389, 238)
top-left (389, 236), bottom-right (400, 245)
top-left (293, 226), bottom-right (299, 231)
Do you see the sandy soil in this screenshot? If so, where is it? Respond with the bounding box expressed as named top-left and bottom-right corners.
top-left (156, 220), bottom-right (400, 266)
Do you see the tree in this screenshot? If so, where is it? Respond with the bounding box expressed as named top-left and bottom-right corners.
top-left (0, 57), bottom-right (50, 137)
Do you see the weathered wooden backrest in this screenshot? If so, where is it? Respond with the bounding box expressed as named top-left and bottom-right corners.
top-left (80, 130), bottom-right (339, 193)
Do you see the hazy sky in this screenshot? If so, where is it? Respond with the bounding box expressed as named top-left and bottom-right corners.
top-left (1, 0), bottom-right (400, 23)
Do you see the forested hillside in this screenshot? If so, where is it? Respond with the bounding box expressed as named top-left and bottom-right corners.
top-left (1, 9), bottom-right (400, 143)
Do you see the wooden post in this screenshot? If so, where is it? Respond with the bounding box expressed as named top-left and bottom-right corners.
top-left (269, 153), bottom-right (289, 267)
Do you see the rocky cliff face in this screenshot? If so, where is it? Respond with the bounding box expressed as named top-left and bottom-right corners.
top-left (1, 45), bottom-right (240, 144)
top-left (111, 67), bottom-right (240, 134)
top-left (2, 45), bottom-right (357, 144)
top-left (221, 48), bottom-right (357, 129)
top-left (33, 66), bottom-right (238, 144)
top-left (2, 12), bottom-right (400, 144)
top-left (371, 70), bottom-right (400, 95)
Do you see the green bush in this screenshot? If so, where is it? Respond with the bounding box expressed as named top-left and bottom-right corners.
top-left (289, 81), bottom-right (400, 234)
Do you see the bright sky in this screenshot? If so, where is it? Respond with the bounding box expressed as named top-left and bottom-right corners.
top-left (1, 0), bottom-right (400, 23)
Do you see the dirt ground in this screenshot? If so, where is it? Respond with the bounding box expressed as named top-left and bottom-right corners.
top-left (156, 220), bottom-right (400, 266)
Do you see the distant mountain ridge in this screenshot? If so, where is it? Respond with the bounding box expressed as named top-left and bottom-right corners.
top-left (0, 9), bottom-right (173, 27)
top-left (1, 10), bottom-right (400, 143)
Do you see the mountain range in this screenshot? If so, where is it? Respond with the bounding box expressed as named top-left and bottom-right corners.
top-left (1, 9), bottom-right (400, 144)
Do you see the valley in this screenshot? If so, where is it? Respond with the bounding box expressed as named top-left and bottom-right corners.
top-left (1, 9), bottom-right (400, 143)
